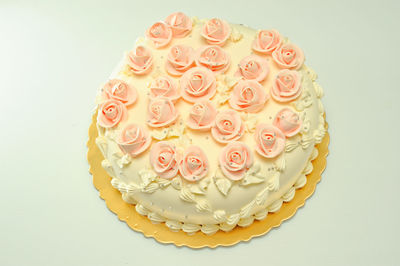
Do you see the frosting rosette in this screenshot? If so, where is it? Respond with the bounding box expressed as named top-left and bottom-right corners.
top-left (146, 21), bottom-right (172, 48)
top-left (149, 76), bottom-right (180, 101)
top-left (102, 79), bottom-right (137, 106)
top-left (165, 45), bottom-right (195, 76)
top-left (271, 69), bottom-right (302, 102)
top-left (179, 146), bottom-right (209, 181)
top-left (201, 18), bottom-right (231, 46)
top-left (273, 108), bottom-right (302, 137)
top-left (150, 141), bottom-right (179, 179)
top-left (97, 99), bottom-right (127, 128)
top-left (180, 67), bottom-right (217, 103)
top-left (272, 43), bottom-right (304, 70)
top-left (127, 46), bottom-right (153, 75)
top-left (147, 97), bottom-right (178, 127)
top-left (211, 109), bottom-right (244, 143)
top-left (165, 12), bottom-right (192, 38)
top-left (195, 45), bottom-right (230, 74)
top-left (252, 29), bottom-right (282, 54)
top-left (117, 124), bottom-right (151, 157)
top-left (254, 124), bottom-right (285, 158)
top-left (186, 100), bottom-right (217, 130)
top-left (235, 55), bottom-right (269, 82)
top-left (229, 80), bottom-right (268, 113)
top-left (219, 141), bottom-right (253, 180)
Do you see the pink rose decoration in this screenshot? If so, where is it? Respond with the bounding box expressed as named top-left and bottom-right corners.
top-left (165, 45), bottom-right (195, 76)
top-left (195, 45), bottom-right (230, 74)
top-left (147, 97), bottom-right (178, 128)
top-left (180, 67), bottom-right (217, 103)
top-left (149, 76), bottom-right (180, 101)
top-left (235, 55), bottom-right (269, 82)
top-left (273, 108), bottom-right (302, 137)
top-left (187, 100), bottom-right (217, 130)
top-left (211, 110), bottom-right (244, 143)
top-left (146, 21), bottom-right (172, 48)
top-left (127, 46), bottom-right (153, 75)
top-left (201, 18), bottom-right (231, 46)
top-left (102, 79), bottom-right (137, 106)
top-left (97, 99), bottom-right (127, 128)
top-left (117, 124), bottom-right (151, 157)
top-left (252, 29), bottom-right (282, 54)
top-left (229, 80), bottom-right (269, 113)
top-left (150, 141), bottom-right (179, 179)
top-left (271, 69), bottom-right (302, 102)
top-left (165, 12), bottom-right (192, 38)
top-left (272, 43), bottom-right (304, 70)
top-left (255, 124), bottom-right (285, 158)
top-left (219, 141), bottom-right (253, 180)
top-left (179, 146), bottom-right (209, 182)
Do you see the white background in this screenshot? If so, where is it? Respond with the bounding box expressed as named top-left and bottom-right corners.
top-left (1, 0), bottom-right (399, 265)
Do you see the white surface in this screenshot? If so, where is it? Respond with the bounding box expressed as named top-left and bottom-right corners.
top-left (0, 0), bottom-right (399, 265)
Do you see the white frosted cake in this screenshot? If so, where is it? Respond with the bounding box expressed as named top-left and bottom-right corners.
top-left (94, 13), bottom-right (326, 235)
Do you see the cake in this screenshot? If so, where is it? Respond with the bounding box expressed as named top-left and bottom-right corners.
top-left (93, 13), bottom-right (326, 235)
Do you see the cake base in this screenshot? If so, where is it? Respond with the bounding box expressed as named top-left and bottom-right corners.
top-left (87, 112), bottom-right (329, 248)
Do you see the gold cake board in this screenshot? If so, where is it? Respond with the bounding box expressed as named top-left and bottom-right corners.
top-left (87, 113), bottom-right (329, 248)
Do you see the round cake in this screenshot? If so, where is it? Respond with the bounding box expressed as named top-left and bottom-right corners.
top-left (94, 13), bottom-right (326, 235)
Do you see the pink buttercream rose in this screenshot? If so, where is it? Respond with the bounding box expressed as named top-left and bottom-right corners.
top-left (165, 45), bottom-right (195, 76)
top-left (219, 141), bottom-right (253, 181)
top-left (229, 80), bottom-right (269, 113)
top-left (127, 46), bottom-right (153, 75)
top-left (201, 18), bottom-right (231, 46)
top-left (187, 100), bottom-right (217, 130)
top-left (235, 55), bottom-right (269, 82)
top-left (180, 67), bottom-right (217, 103)
top-left (271, 69), bottom-right (302, 102)
top-left (273, 108), bottom-right (302, 137)
top-left (146, 21), bottom-right (172, 48)
top-left (165, 12), bottom-right (192, 38)
top-left (255, 124), bottom-right (286, 158)
top-left (211, 109), bottom-right (244, 143)
top-left (97, 99), bottom-right (127, 128)
top-left (147, 97), bottom-right (178, 128)
top-left (252, 29), bottom-right (282, 54)
top-left (102, 79), bottom-right (137, 106)
top-left (150, 141), bottom-right (179, 179)
top-left (117, 124), bottom-right (151, 157)
top-left (149, 76), bottom-right (180, 101)
top-left (179, 146), bottom-right (209, 182)
top-left (272, 43), bottom-right (304, 70)
top-left (195, 45), bottom-right (230, 74)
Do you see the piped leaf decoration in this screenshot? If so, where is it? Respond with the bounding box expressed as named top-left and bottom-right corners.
top-left (151, 128), bottom-right (168, 140)
top-left (239, 200), bottom-right (256, 218)
top-left (301, 134), bottom-right (314, 149)
top-left (188, 183), bottom-right (206, 195)
top-left (294, 88), bottom-right (313, 111)
top-left (255, 187), bottom-right (268, 206)
top-left (116, 154), bottom-right (132, 168)
top-left (267, 171), bottom-right (280, 191)
top-left (213, 168), bottom-right (232, 196)
top-left (138, 169), bottom-right (157, 187)
top-left (241, 163), bottom-right (265, 186)
top-left (179, 187), bottom-right (196, 203)
top-left (285, 140), bottom-right (299, 152)
top-left (167, 119), bottom-right (185, 138)
top-left (273, 154), bottom-right (286, 172)
top-left (141, 182), bottom-right (159, 193)
top-left (195, 199), bottom-right (212, 212)
top-left (241, 113), bottom-right (258, 133)
top-left (157, 178), bottom-right (172, 188)
top-left (111, 178), bottom-right (141, 194)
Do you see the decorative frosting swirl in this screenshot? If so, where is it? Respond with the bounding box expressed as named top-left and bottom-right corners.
top-left (211, 109), bottom-right (244, 143)
top-left (127, 46), bottom-right (153, 75)
top-left (147, 97), bottom-right (178, 127)
top-left (102, 79), bottom-right (137, 106)
top-left (235, 55), bottom-right (269, 82)
top-left (187, 100), bottom-right (217, 130)
top-left (97, 99), bottom-right (127, 128)
top-left (165, 12), bottom-right (192, 38)
top-left (150, 141), bottom-right (179, 179)
top-left (229, 80), bottom-right (268, 113)
top-left (219, 141), bottom-right (253, 180)
top-left (117, 124), bottom-right (151, 156)
top-left (273, 108), bottom-right (302, 137)
top-left (149, 76), bottom-right (180, 101)
top-left (179, 146), bottom-right (209, 181)
top-left (271, 69), bottom-right (302, 102)
top-left (195, 45), bottom-right (230, 74)
top-left (252, 29), bottom-right (282, 54)
top-left (165, 45), bottom-right (195, 76)
top-left (201, 18), bottom-right (231, 46)
top-left (254, 124), bottom-right (285, 158)
top-left (180, 67), bottom-right (217, 103)
top-left (146, 21), bottom-right (172, 48)
top-left (272, 43), bottom-right (304, 70)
